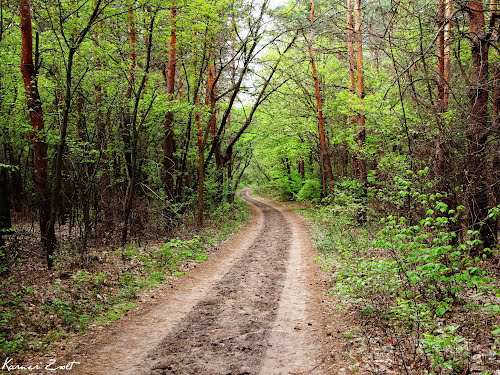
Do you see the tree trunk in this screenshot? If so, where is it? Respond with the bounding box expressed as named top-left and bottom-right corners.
top-left (434, 0), bottom-right (449, 188)
top-left (205, 55), bottom-right (223, 201)
top-left (487, 4), bottom-right (499, 244)
top-left (121, 1), bottom-right (137, 245)
top-left (354, 0), bottom-right (368, 219)
top-left (466, 0), bottom-right (494, 250)
top-left (443, 0), bottom-right (452, 109)
top-left (434, 0), bottom-right (457, 242)
top-left (20, 0), bottom-right (51, 266)
top-left (44, 0), bottom-right (103, 267)
top-left (0, 167), bottom-right (11, 251)
top-left (226, 30), bottom-right (236, 203)
top-left (308, 0), bottom-right (334, 201)
top-left (122, 0), bottom-right (136, 181)
top-left (299, 160), bottom-right (305, 180)
top-left (437, 0), bottom-right (445, 112)
top-left (92, 6), bottom-right (110, 232)
top-left (174, 73), bottom-right (192, 201)
top-left (164, 0), bottom-right (177, 202)
top-left (347, 0), bottom-right (358, 180)
top-left (76, 93), bottom-right (91, 256)
top-left (196, 101), bottom-right (204, 227)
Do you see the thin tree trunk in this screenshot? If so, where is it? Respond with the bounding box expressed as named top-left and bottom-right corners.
top-left (354, 0), bottom-right (368, 218)
top-left (44, 0), bottom-right (103, 267)
top-left (205, 54), bottom-right (223, 201)
top-left (121, 16), bottom-right (155, 245)
top-left (299, 159), bottom-right (305, 180)
top-left (75, 93), bottom-right (91, 257)
top-left (434, 0), bottom-right (448, 187)
top-left (94, 0), bottom-right (104, 146)
top-left (20, 0), bottom-right (51, 266)
top-left (174, 70), bottom-right (192, 201)
top-left (308, 0), bottom-right (334, 200)
top-left (121, 1), bottom-right (137, 245)
top-left (284, 157), bottom-right (293, 200)
top-left (443, 0), bottom-right (452, 109)
top-left (194, 34), bottom-right (207, 228)
top-left (92, 5), bottom-right (110, 231)
top-left (487, 3), bottom-right (499, 244)
top-left (0, 166), bottom-right (11, 251)
top-left (466, 0), bottom-right (494, 249)
top-left (226, 29), bottom-right (236, 203)
top-left (434, 0), bottom-right (457, 242)
top-left (437, 0), bottom-right (445, 112)
top-left (347, 0), bottom-right (358, 180)
top-left (163, 0), bottom-right (177, 202)
top-left (196, 94), bottom-right (204, 227)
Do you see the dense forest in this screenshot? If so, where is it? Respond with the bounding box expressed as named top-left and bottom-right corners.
top-left (0, 0), bottom-right (498, 373)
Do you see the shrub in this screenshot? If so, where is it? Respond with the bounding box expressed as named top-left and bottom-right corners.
top-left (296, 179), bottom-right (321, 204)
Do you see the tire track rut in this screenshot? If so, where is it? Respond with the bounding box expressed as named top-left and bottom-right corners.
top-left (143, 194), bottom-right (291, 374)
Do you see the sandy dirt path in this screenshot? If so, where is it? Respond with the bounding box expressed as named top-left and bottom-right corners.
top-left (66, 190), bottom-right (329, 375)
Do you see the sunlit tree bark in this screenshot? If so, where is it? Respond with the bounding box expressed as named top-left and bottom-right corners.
top-left (308, 0), bottom-right (334, 200)
top-left (20, 0), bottom-right (51, 266)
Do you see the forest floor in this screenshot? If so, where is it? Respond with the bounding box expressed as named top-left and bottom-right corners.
top-left (18, 190), bottom-right (354, 374)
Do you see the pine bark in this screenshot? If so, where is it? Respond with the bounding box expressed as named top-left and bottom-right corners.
top-left (466, 0), bottom-right (494, 249)
top-left (434, 0), bottom-right (452, 196)
top-left (20, 0), bottom-right (51, 265)
top-left (308, 0), bottom-right (334, 200)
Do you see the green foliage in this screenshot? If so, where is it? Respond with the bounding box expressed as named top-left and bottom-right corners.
top-left (296, 179), bottom-right (321, 203)
top-left (297, 180), bottom-right (498, 374)
top-left (163, 235), bottom-right (206, 270)
top-left (420, 326), bottom-right (468, 372)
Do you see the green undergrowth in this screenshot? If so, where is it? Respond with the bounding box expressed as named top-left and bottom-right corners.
top-left (292, 195), bottom-right (499, 374)
top-left (0, 198), bottom-right (250, 360)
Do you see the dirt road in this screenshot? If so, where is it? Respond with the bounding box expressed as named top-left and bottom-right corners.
top-left (69, 191), bottom-right (329, 374)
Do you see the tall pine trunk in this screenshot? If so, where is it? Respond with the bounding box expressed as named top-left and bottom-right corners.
top-left (466, 0), bottom-right (494, 249)
top-left (308, 0), bottom-right (334, 200)
top-left (20, 0), bottom-right (51, 266)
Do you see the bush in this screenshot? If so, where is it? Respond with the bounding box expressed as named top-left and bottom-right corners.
top-left (299, 173), bottom-right (499, 374)
top-left (297, 179), bottom-right (321, 203)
